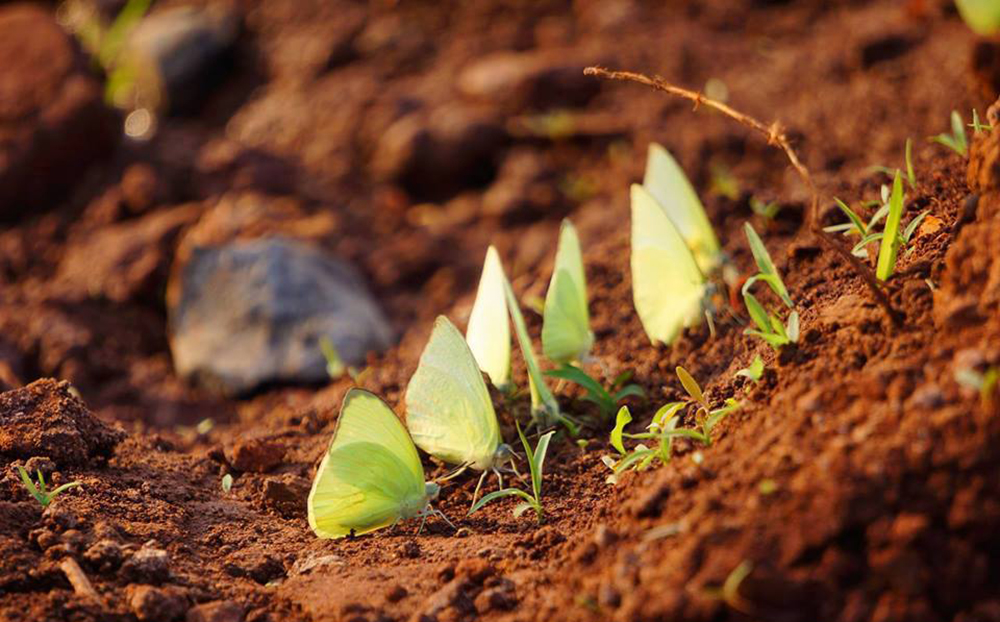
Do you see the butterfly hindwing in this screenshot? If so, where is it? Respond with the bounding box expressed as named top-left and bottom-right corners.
top-left (405, 316), bottom-right (501, 470)
top-left (542, 220), bottom-right (593, 364)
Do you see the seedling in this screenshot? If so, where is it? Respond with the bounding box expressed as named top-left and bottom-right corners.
top-left (320, 337), bottom-right (347, 379)
top-left (704, 560), bottom-right (755, 614)
top-left (604, 367), bottom-right (740, 482)
top-left (58, 0), bottom-right (152, 109)
top-left (545, 366), bottom-right (644, 419)
top-left (930, 111), bottom-right (969, 157)
top-left (956, 366), bottom-right (999, 411)
top-left (16, 467), bottom-right (81, 507)
top-left (221, 473), bottom-right (233, 493)
top-left (861, 171), bottom-right (929, 281)
top-left (469, 424), bottom-right (554, 523)
top-left (741, 223), bottom-right (798, 350)
top-left (503, 275), bottom-right (578, 434)
top-left (869, 138), bottom-right (916, 188)
top-left (970, 109), bottom-right (994, 135)
top-left (735, 355), bottom-right (764, 383)
top-left (709, 162), bottom-right (740, 200)
top-left (749, 197), bottom-right (782, 222)
top-left (956, 0), bottom-right (1000, 36)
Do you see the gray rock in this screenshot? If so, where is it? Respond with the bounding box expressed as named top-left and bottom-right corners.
top-left (121, 547), bottom-right (171, 584)
top-left (169, 238), bottom-right (392, 395)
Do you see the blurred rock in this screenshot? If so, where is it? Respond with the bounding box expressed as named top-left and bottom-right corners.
top-left (0, 379), bottom-right (123, 467)
top-left (187, 600), bottom-right (244, 622)
top-left (0, 338), bottom-right (23, 392)
top-left (121, 163), bottom-right (164, 214)
top-left (0, 3), bottom-right (115, 219)
top-left (128, 584), bottom-right (188, 622)
top-left (168, 237), bottom-right (392, 395)
top-left (56, 204), bottom-right (201, 304)
top-left (371, 104), bottom-right (506, 200)
top-left (260, 474), bottom-right (309, 518)
top-left (84, 539), bottom-right (124, 573)
top-left (457, 48), bottom-right (602, 111)
top-left (123, 5), bottom-right (240, 114)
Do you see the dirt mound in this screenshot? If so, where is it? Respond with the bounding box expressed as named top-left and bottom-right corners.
top-left (0, 379), bottom-right (124, 467)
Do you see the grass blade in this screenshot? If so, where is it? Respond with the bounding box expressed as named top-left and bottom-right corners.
top-left (611, 406), bottom-right (632, 454)
top-left (876, 170), bottom-right (905, 281)
top-left (675, 366), bottom-right (705, 407)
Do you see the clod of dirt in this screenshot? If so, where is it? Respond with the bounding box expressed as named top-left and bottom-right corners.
top-left (259, 474), bottom-right (308, 516)
top-left (168, 237), bottom-right (393, 395)
top-left (121, 164), bottom-right (165, 214)
top-left (56, 204), bottom-right (202, 304)
top-left (83, 539), bottom-right (125, 574)
top-left (0, 4), bottom-right (115, 218)
top-left (121, 547), bottom-right (172, 585)
top-left (224, 434), bottom-right (285, 473)
top-left (0, 379), bottom-right (124, 467)
top-left (186, 600), bottom-right (244, 622)
top-left (128, 584), bottom-right (189, 622)
top-left (224, 552), bottom-right (285, 585)
top-left (124, 5), bottom-right (241, 115)
top-left (370, 104), bottom-right (507, 201)
top-left (456, 48), bottom-right (603, 111)
top-left (410, 559), bottom-right (497, 622)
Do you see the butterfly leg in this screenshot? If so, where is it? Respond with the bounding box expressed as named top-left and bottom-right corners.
top-left (492, 467), bottom-right (503, 491)
top-left (417, 512), bottom-right (428, 535)
top-left (470, 469), bottom-right (489, 508)
top-left (433, 508), bottom-right (457, 531)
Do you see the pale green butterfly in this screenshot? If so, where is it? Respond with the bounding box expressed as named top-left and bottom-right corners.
top-left (466, 245), bottom-right (511, 390)
top-left (643, 143), bottom-right (722, 275)
top-left (542, 219), bottom-right (594, 365)
top-left (631, 183), bottom-right (709, 345)
top-left (307, 388), bottom-right (453, 539)
top-left (405, 316), bottom-right (514, 502)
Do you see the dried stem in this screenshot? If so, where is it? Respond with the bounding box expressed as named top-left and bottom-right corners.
top-left (584, 66), bottom-right (901, 325)
top-left (60, 557), bottom-right (99, 601)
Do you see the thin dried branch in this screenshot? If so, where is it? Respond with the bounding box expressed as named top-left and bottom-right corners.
top-left (584, 66), bottom-right (901, 325)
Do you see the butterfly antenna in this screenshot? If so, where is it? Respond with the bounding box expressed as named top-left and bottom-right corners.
top-left (705, 310), bottom-right (717, 339)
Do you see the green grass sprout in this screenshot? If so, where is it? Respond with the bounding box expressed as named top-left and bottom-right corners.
top-left (742, 223), bottom-right (798, 350)
top-left (709, 162), bottom-right (740, 200)
top-left (221, 473), bottom-right (233, 493)
top-left (735, 355), bottom-right (764, 383)
top-left (16, 467), bottom-right (82, 507)
top-left (868, 138), bottom-right (916, 188)
top-left (930, 111), bottom-right (969, 157)
top-left (545, 366), bottom-right (644, 419)
top-left (704, 560), bottom-right (755, 614)
top-left (956, 366), bottom-right (999, 411)
top-left (502, 276), bottom-right (578, 434)
top-left (469, 424), bottom-right (554, 523)
top-left (749, 197), bottom-right (782, 222)
top-left (956, 0), bottom-right (1000, 36)
top-left (603, 368), bottom-right (740, 482)
top-left (970, 109), bottom-right (993, 135)
top-left (320, 337), bottom-right (347, 379)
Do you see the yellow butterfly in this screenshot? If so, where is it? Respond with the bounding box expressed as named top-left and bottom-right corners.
top-left (307, 389), bottom-right (453, 538)
top-left (542, 219), bottom-right (594, 365)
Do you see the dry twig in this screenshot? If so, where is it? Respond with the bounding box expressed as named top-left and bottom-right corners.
top-left (60, 557), bottom-right (99, 601)
top-left (584, 66), bottom-right (901, 325)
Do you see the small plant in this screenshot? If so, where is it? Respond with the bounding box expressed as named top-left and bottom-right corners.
top-left (956, 366), bottom-right (1000, 411)
top-left (709, 162), bottom-right (740, 200)
top-left (469, 424), bottom-right (554, 523)
top-left (828, 175), bottom-right (928, 267)
top-left (749, 197), bottom-right (782, 222)
top-left (58, 0), bottom-right (152, 109)
top-left (704, 560), bottom-right (755, 614)
top-left (16, 467), bottom-right (81, 507)
top-left (741, 223), bottom-right (798, 350)
top-left (221, 473), bottom-right (233, 493)
top-left (603, 367), bottom-right (740, 482)
top-left (735, 355), bottom-right (765, 383)
top-left (956, 0), bottom-right (1000, 36)
top-left (970, 109), bottom-right (994, 135)
top-left (545, 366), bottom-right (645, 419)
top-left (869, 138), bottom-right (916, 188)
top-left (930, 111), bottom-right (969, 157)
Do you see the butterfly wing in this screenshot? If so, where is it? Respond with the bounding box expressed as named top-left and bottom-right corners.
top-left (542, 220), bottom-right (594, 364)
top-left (405, 316), bottom-right (500, 469)
top-left (466, 246), bottom-right (511, 390)
top-left (631, 184), bottom-right (707, 345)
top-left (308, 389), bottom-right (426, 539)
top-left (643, 143), bottom-right (722, 274)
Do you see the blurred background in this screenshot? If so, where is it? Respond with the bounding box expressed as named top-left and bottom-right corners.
top-left (0, 0), bottom-right (992, 429)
